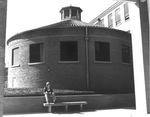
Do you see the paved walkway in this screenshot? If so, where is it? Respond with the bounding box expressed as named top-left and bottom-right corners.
top-left (3, 109), bottom-right (149, 117)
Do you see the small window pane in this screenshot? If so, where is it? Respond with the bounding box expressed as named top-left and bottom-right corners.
top-left (12, 47), bottom-right (19, 66)
top-left (99, 19), bottom-right (105, 27)
top-left (95, 42), bottom-right (110, 61)
top-left (124, 3), bottom-right (129, 21)
top-left (29, 43), bottom-right (43, 63)
top-left (108, 13), bottom-right (113, 28)
top-left (64, 10), bottom-right (69, 18)
top-left (122, 45), bottom-right (130, 63)
top-left (115, 8), bottom-right (121, 26)
top-left (71, 9), bottom-right (77, 17)
top-left (60, 41), bottom-right (78, 61)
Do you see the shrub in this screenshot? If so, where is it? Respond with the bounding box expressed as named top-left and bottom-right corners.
top-left (4, 88), bottom-right (97, 97)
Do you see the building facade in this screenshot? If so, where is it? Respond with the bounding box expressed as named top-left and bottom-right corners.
top-left (7, 6), bottom-right (134, 93)
top-left (89, 1), bottom-right (139, 34)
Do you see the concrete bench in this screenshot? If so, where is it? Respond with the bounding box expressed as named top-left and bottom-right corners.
top-left (43, 101), bottom-right (87, 112)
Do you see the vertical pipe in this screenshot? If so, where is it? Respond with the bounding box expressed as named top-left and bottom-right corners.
top-left (85, 27), bottom-right (89, 89)
top-left (147, 0), bottom-right (150, 29)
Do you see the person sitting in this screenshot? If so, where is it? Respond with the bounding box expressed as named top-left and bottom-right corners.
top-left (44, 82), bottom-right (56, 103)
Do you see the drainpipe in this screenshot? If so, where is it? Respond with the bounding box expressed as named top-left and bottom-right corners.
top-left (85, 27), bottom-right (89, 90)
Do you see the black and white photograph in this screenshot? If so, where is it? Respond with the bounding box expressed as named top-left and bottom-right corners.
top-left (0, 0), bottom-right (149, 117)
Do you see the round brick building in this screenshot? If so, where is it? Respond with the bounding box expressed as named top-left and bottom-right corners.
top-left (7, 6), bottom-right (134, 93)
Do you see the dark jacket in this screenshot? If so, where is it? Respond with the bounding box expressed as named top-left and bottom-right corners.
top-left (44, 85), bottom-right (53, 94)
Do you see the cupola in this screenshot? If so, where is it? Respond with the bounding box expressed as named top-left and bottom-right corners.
top-left (60, 6), bottom-right (83, 21)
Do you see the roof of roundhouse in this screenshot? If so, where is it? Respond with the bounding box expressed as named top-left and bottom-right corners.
top-left (7, 19), bottom-right (99, 44)
top-left (37, 19), bottom-right (99, 29)
top-left (7, 19), bottom-right (129, 45)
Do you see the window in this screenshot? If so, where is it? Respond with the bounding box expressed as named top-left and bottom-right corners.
top-left (122, 45), bottom-right (130, 63)
top-left (108, 13), bottom-right (113, 28)
top-left (60, 41), bottom-right (78, 61)
top-left (95, 42), bottom-right (110, 61)
top-left (124, 3), bottom-right (129, 21)
top-left (99, 18), bottom-right (105, 27)
top-left (12, 47), bottom-right (19, 66)
top-left (29, 43), bottom-right (43, 63)
top-left (64, 10), bottom-right (69, 18)
top-left (115, 8), bottom-right (121, 26)
top-left (71, 9), bottom-right (77, 17)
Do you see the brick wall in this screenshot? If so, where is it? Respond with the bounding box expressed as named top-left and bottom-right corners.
top-left (88, 28), bottom-right (134, 93)
top-left (7, 27), bottom-right (134, 93)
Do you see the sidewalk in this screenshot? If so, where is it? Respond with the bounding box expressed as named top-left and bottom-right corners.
top-left (3, 108), bottom-right (150, 117)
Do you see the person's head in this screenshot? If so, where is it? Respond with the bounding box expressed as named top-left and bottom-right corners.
top-left (46, 82), bottom-right (50, 86)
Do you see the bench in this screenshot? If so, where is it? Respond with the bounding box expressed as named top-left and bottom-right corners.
top-left (43, 101), bottom-right (87, 112)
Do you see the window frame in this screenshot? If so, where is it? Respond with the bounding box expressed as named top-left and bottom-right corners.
top-left (29, 43), bottom-right (44, 64)
top-left (95, 41), bottom-right (110, 62)
top-left (100, 18), bottom-right (105, 27)
top-left (115, 8), bottom-right (121, 26)
top-left (71, 9), bottom-right (77, 17)
top-left (64, 9), bottom-right (69, 18)
top-left (108, 13), bottom-right (113, 28)
top-left (12, 47), bottom-right (19, 67)
top-left (60, 41), bottom-right (78, 62)
top-left (124, 3), bottom-right (130, 21)
top-left (122, 44), bottom-right (131, 64)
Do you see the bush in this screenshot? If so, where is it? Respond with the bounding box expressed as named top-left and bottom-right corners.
top-left (4, 88), bottom-right (97, 97)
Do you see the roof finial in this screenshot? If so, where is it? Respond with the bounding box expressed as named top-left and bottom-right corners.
top-left (70, 4), bottom-right (72, 6)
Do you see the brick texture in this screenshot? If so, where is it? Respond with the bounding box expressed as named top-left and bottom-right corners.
top-left (7, 27), bottom-right (134, 93)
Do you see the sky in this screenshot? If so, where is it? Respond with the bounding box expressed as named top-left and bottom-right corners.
top-left (6, 0), bottom-right (116, 40)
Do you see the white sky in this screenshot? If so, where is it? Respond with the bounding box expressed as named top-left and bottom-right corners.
top-left (6, 0), bottom-right (116, 39)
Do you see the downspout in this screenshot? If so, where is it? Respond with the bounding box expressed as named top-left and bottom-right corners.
top-left (85, 27), bottom-right (89, 90)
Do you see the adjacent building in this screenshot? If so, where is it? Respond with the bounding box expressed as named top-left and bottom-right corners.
top-left (89, 1), bottom-right (139, 34)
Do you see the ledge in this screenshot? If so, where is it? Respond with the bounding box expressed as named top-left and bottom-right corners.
top-left (94, 61), bottom-right (112, 64)
top-left (58, 61), bottom-right (80, 64)
top-left (28, 62), bottom-right (45, 66)
top-left (11, 65), bottom-right (20, 68)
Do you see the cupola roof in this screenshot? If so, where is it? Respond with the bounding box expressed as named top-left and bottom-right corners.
top-left (60, 6), bottom-right (83, 21)
top-left (60, 6), bottom-right (82, 13)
